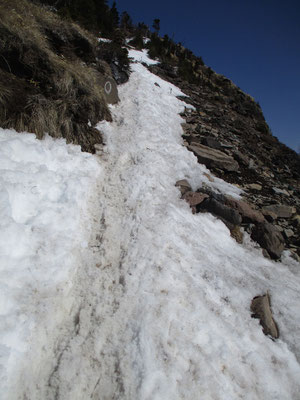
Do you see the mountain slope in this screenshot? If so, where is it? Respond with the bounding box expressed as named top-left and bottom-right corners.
top-left (1, 50), bottom-right (300, 400)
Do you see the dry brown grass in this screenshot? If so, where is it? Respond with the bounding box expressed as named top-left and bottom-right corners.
top-left (0, 0), bottom-right (112, 152)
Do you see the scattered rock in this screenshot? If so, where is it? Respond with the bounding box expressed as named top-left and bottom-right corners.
top-left (247, 183), bottom-right (262, 191)
top-left (175, 179), bottom-right (192, 196)
top-left (150, 62), bottom-right (300, 259)
top-left (198, 197), bottom-right (242, 226)
top-left (251, 222), bottom-right (285, 259)
top-left (261, 209), bottom-right (277, 222)
top-left (262, 204), bottom-right (296, 219)
top-left (187, 143), bottom-right (239, 172)
top-left (290, 251), bottom-right (300, 262)
top-left (251, 293), bottom-right (279, 339)
top-left (202, 137), bottom-right (222, 150)
top-left (225, 197), bottom-right (265, 224)
top-left (233, 150), bottom-right (249, 166)
top-left (283, 229), bottom-right (294, 239)
top-left (272, 187), bottom-right (290, 196)
top-left (183, 191), bottom-right (209, 207)
top-left (230, 225), bottom-right (244, 244)
top-left (292, 215), bottom-right (300, 228)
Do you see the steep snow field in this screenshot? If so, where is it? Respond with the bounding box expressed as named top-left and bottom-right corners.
top-left (1, 51), bottom-right (300, 399)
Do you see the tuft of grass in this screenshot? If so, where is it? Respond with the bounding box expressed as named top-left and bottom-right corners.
top-left (0, 0), bottom-right (112, 152)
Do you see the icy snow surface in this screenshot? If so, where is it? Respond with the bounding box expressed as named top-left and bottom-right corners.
top-left (1, 51), bottom-right (300, 399)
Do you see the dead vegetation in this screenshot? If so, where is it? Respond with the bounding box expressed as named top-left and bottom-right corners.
top-left (0, 0), bottom-right (112, 152)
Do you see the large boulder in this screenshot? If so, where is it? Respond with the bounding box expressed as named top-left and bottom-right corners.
top-left (187, 142), bottom-right (239, 172)
top-left (251, 222), bottom-right (285, 260)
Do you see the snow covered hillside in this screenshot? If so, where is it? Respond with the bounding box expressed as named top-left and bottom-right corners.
top-left (1, 50), bottom-right (300, 399)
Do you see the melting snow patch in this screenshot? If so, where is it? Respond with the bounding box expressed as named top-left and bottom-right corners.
top-left (98, 37), bottom-right (112, 43)
top-left (128, 49), bottom-right (159, 65)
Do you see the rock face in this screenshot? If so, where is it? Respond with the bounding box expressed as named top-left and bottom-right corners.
top-left (251, 293), bottom-right (279, 339)
top-left (251, 223), bottom-right (285, 260)
top-left (187, 143), bottom-right (239, 172)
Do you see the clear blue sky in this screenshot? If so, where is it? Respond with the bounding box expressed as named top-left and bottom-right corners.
top-left (109, 0), bottom-right (300, 152)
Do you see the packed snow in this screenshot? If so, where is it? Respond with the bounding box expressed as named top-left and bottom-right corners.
top-left (0, 130), bottom-right (102, 398)
top-left (1, 50), bottom-right (300, 399)
top-left (128, 48), bottom-right (159, 65)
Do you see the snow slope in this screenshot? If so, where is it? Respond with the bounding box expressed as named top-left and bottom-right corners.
top-left (0, 130), bottom-right (102, 398)
top-left (1, 51), bottom-right (300, 399)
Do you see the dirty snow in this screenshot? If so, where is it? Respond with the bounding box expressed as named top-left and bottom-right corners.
top-left (1, 50), bottom-right (300, 399)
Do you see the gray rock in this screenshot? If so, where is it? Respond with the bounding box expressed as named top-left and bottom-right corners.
top-left (251, 293), bottom-right (279, 339)
top-left (247, 183), bottom-right (262, 191)
top-left (251, 222), bottom-right (285, 260)
top-left (230, 225), bottom-right (244, 244)
top-left (262, 209), bottom-right (277, 222)
top-left (183, 191), bottom-right (209, 207)
top-left (187, 143), bottom-right (239, 172)
top-left (225, 196), bottom-right (265, 224)
top-left (202, 137), bottom-right (222, 150)
top-left (262, 204), bottom-right (296, 219)
top-left (272, 187), bottom-right (290, 196)
top-left (292, 215), bottom-right (300, 228)
top-left (233, 150), bottom-right (249, 166)
top-left (175, 179), bottom-right (192, 196)
top-left (198, 197), bottom-right (242, 226)
top-left (110, 63), bottom-right (129, 84)
top-left (283, 229), bottom-right (294, 239)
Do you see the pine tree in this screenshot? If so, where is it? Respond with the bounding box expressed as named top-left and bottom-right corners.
top-left (120, 11), bottom-right (133, 33)
top-left (152, 18), bottom-right (160, 34)
top-left (110, 1), bottom-right (119, 29)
